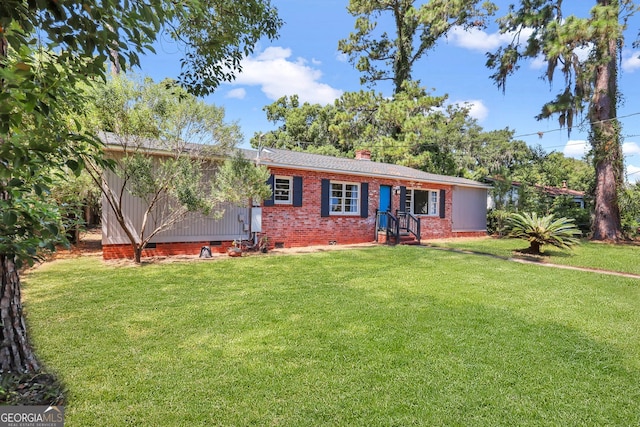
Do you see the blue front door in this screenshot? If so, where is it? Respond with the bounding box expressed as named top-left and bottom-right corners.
top-left (379, 185), bottom-right (391, 228)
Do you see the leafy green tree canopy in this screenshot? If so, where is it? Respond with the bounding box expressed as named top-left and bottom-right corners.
top-left (339, 0), bottom-right (497, 93)
top-left (2, 0), bottom-right (282, 96)
top-left (255, 81), bottom-right (528, 177)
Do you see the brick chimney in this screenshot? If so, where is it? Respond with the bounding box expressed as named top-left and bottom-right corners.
top-left (355, 149), bottom-right (371, 161)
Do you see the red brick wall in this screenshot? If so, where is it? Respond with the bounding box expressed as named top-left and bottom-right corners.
top-left (397, 183), bottom-right (451, 240)
top-left (262, 168), bottom-right (377, 247)
top-left (451, 231), bottom-right (487, 238)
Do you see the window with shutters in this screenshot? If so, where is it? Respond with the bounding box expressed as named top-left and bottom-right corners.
top-left (330, 181), bottom-right (360, 215)
top-left (406, 189), bottom-right (439, 216)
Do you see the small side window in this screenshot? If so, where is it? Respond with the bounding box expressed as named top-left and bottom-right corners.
top-left (274, 176), bottom-right (293, 204)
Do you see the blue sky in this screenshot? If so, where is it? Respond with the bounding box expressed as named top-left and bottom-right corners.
top-left (137, 0), bottom-right (640, 182)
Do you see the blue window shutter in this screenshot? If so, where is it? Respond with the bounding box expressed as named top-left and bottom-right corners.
top-left (399, 186), bottom-right (407, 212)
top-left (321, 179), bottom-right (330, 217)
top-left (293, 176), bottom-right (303, 207)
top-left (439, 189), bottom-right (446, 218)
top-left (264, 175), bottom-right (275, 206)
top-left (360, 182), bottom-right (369, 218)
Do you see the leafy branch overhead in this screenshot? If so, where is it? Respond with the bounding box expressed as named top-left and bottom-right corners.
top-left (2, 0), bottom-right (282, 96)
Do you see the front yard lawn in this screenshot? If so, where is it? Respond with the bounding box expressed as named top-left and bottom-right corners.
top-left (24, 246), bottom-right (640, 426)
top-left (427, 237), bottom-right (640, 275)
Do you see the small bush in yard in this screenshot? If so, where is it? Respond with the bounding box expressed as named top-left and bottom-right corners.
top-left (507, 212), bottom-right (581, 255)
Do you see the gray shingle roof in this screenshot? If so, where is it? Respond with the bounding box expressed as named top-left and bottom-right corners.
top-left (245, 147), bottom-right (490, 189)
top-left (100, 132), bottom-right (488, 189)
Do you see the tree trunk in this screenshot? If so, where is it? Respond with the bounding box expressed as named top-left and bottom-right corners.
top-left (590, 11), bottom-right (622, 241)
top-left (0, 255), bottom-right (40, 374)
top-left (134, 245), bottom-right (142, 264)
top-left (529, 240), bottom-right (541, 255)
top-left (593, 157), bottom-right (622, 240)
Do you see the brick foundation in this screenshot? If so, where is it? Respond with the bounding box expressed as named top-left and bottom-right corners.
top-left (450, 231), bottom-right (488, 238)
top-left (102, 241), bottom-right (234, 260)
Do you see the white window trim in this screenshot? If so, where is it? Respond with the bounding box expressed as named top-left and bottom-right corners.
top-left (407, 188), bottom-right (439, 217)
top-left (330, 181), bottom-right (360, 216)
top-left (274, 176), bottom-right (293, 205)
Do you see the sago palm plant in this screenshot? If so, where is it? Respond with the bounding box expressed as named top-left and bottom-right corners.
top-left (506, 212), bottom-right (581, 255)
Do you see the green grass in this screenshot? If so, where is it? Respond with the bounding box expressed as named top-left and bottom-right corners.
top-left (428, 236), bottom-right (640, 275)
top-left (23, 247), bottom-right (640, 426)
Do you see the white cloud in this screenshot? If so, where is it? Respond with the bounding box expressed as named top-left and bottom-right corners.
top-left (622, 51), bottom-right (640, 73)
top-left (563, 140), bottom-right (589, 158)
top-left (447, 26), bottom-right (511, 52)
top-left (529, 55), bottom-right (546, 70)
top-left (623, 141), bottom-right (640, 156)
top-left (227, 46), bottom-right (343, 105)
top-left (453, 99), bottom-right (488, 122)
top-left (447, 26), bottom-right (533, 53)
top-left (255, 46), bottom-right (289, 61)
top-left (225, 88), bottom-right (246, 100)
top-left (626, 164), bottom-right (640, 183)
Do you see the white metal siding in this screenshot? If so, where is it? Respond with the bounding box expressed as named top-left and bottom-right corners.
top-left (101, 167), bottom-right (250, 245)
top-left (452, 186), bottom-right (488, 232)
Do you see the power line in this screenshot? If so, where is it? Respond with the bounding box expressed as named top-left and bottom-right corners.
top-left (512, 112), bottom-right (640, 139)
top-left (524, 133), bottom-right (640, 151)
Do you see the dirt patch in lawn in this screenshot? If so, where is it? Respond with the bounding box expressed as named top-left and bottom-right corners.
top-left (51, 227), bottom-right (103, 259)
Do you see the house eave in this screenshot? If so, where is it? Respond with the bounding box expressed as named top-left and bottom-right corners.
top-left (259, 161), bottom-right (491, 189)
top-left (103, 143), bottom-right (229, 162)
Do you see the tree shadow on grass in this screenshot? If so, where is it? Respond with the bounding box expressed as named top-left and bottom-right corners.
top-left (512, 246), bottom-right (573, 262)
